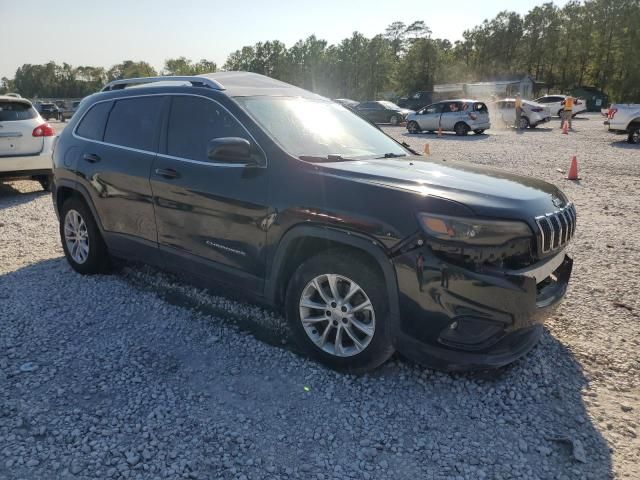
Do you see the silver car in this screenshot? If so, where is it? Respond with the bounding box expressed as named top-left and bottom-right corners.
top-left (406, 99), bottom-right (491, 135)
top-left (492, 98), bottom-right (552, 129)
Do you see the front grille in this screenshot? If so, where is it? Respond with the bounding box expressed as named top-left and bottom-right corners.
top-left (535, 203), bottom-right (576, 254)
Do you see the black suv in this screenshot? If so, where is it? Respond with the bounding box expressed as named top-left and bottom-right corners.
top-left (52, 73), bottom-right (575, 372)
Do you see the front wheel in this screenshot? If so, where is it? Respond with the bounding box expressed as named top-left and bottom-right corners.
top-left (407, 121), bottom-right (421, 134)
top-left (454, 122), bottom-right (470, 136)
top-left (285, 250), bottom-right (395, 373)
top-left (628, 126), bottom-right (640, 144)
top-left (60, 197), bottom-right (110, 274)
top-left (389, 115), bottom-right (400, 126)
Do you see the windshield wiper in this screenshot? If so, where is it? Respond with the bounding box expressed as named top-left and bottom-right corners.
top-left (376, 152), bottom-right (408, 159)
top-left (299, 154), bottom-right (356, 163)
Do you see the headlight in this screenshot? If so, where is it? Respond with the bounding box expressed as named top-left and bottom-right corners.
top-left (417, 213), bottom-right (532, 246)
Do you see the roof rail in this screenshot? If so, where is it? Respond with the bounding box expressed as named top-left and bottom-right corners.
top-left (101, 76), bottom-right (225, 92)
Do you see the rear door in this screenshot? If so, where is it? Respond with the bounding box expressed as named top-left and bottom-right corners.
top-left (439, 101), bottom-right (465, 130)
top-left (0, 100), bottom-right (43, 157)
top-left (75, 95), bottom-right (166, 246)
top-left (356, 102), bottom-right (384, 123)
top-left (415, 103), bottom-right (443, 131)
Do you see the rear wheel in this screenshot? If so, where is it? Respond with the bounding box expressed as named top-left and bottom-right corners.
top-left (285, 250), bottom-right (394, 373)
top-left (60, 197), bottom-right (110, 274)
top-left (407, 121), bottom-right (421, 134)
top-left (519, 116), bottom-right (530, 129)
top-left (628, 125), bottom-right (640, 144)
top-left (389, 115), bottom-right (400, 126)
top-left (454, 122), bottom-right (470, 136)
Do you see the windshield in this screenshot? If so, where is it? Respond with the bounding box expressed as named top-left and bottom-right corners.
top-left (235, 96), bottom-right (408, 160)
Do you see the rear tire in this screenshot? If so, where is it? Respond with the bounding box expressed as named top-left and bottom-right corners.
top-left (628, 126), bottom-right (640, 144)
top-left (519, 116), bottom-right (530, 129)
top-left (389, 115), bottom-right (400, 126)
top-left (407, 121), bottom-right (421, 134)
top-left (454, 122), bottom-right (470, 136)
top-left (59, 197), bottom-right (110, 274)
top-left (285, 249), bottom-right (395, 373)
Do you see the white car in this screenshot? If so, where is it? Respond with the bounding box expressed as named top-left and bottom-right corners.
top-left (0, 96), bottom-right (56, 190)
top-left (492, 98), bottom-right (552, 129)
top-left (533, 95), bottom-right (587, 118)
top-left (605, 103), bottom-right (640, 144)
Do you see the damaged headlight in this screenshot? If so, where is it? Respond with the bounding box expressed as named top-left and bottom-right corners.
top-left (417, 213), bottom-right (532, 246)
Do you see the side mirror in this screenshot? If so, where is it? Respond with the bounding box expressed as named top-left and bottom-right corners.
top-left (207, 137), bottom-right (253, 164)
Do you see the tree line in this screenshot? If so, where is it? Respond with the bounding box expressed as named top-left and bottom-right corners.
top-left (2, 0), bottom-right (639, 102)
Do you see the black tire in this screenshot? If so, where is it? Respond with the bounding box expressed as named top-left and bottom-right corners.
top-left (59, 197), bottom-right (110, 274)
top-left (628, 126), bottom-right (640, 144)
top-left (37, 175), bottom-right (53, 192)
top-left (389, 115), bottom-right (400, 126)
top-left (285, 249), bottom-right (395, 373)
top-left (519, 116), bottom-right (530, 129)
top-left (407, 121), bottom-right (421, 134)
top-left (473, 129), bottom-right (485, 135)
top-left (557, 109), bottom-right (563, 118)
top-left (454, 122), bottom-right (470, 136)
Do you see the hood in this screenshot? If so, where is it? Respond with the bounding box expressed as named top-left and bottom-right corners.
top-left (319, 157), bottom-right (568, 220)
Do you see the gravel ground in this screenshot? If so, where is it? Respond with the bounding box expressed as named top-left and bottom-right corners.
top-left (1, 115), bottom-right (638, 479)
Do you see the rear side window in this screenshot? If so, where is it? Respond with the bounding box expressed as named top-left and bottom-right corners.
top-left (104, 97), bottom-right (164, 151)
top-left (166, 96), bottom-right (249, 162)
top-left (473, 102), bottom-right (488, 112)
top-left (76, 101), bottom-right (112, 141)
top-left (0, 101), bottom-right (37, 121)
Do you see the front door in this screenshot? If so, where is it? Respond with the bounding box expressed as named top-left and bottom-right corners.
top-left (416, 103), bottom-right (443, 131)
top-left (150, 95), bottom-right (269, 291)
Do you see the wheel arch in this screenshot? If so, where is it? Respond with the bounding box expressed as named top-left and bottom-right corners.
top-left (626, 118), bottom-right (640, 132)
top-left (266, 225), bottom-right (400, 322)
top-left (54, 180), bottom-right (104, 233)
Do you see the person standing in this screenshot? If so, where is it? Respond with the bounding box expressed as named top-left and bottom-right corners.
top-left (515, 93), bottom-right (523, 130)
top-left (562, 95), bottom-right (574, 129)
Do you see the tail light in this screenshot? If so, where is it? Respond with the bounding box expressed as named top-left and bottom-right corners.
top-left (468, 112), bottom-right (477, 120)
top-left (609, 108), bottom-right (618, 119)
top-left (32, 123), bottom-right (56, 137)
top-left (531, 107), bottom-right (544, 112)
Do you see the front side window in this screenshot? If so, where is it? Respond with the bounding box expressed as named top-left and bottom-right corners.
top-left (0, 101), bottom-right (37, 121)
top-left (166, 96), bottom-right (249, 162)
top-left (235, 96), bottom-right (408, 160)
top-left (104, 96), bottom-right (164, 151)
top-left (76, 101), bottom-right (112, 141)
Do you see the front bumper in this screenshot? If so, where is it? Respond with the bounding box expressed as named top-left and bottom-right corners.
top-left (392, 246), bottom-right (572, 371)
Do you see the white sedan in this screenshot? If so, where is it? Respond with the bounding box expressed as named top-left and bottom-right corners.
top-left (0, 96), bottom-right (56, 190)
top-left (533, 95), bottom-right (587, 118)
top-left (491, 98), bottom-right (552, 129)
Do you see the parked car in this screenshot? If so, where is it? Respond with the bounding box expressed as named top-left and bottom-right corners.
top-left (59, 101), bottom-right (82, 122)
top-left (52, 72), bottom-right (575, 373)
top-left (406, 99), bottom-right (490, 135)
top-left (334, 98), bottom-right (359, 108)
top-left (492, 98), bottom-right (552, 129)
top-left (355, 101), bottom-right (414, 125)
top-left (397, 91), bottom-right (433, 111)
top-left (35, 102), bottom-right (60, 121)
top-left (533, 95), bottom-right (587, 118)
top-left (0, 96), bottom-right (56, 190)
top-left (604, 104), bottom-right (640, 144)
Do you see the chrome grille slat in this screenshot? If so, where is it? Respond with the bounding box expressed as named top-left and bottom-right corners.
top-left (535, 203), bottom-right (576, 254)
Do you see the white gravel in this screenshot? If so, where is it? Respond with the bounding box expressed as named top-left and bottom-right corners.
top-left (1, 115), bottom-right (638, 479)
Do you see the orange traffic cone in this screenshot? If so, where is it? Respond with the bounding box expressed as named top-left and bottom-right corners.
top-left (566, 156), bottom-right (579, 180)
top-left (424, 143), bottom-right (430, 155)
top-left (437, 127), bottom-right (443, 137)
top-left (562, 121), bottom-right (569, 135)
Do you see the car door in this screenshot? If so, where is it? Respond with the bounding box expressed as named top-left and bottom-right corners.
top-left (439, 101), bottom-right (465, 130)
top-left (75, 95), bottom-right (165, 247)
top-left (416, 104), bottom-right (443, 131)
top-left (150, 94), bottom-right (269, 291)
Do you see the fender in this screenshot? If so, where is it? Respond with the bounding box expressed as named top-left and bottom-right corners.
top-left (53, 178), bottom-right (105, 234)
top-left (266, 224), bottom-right (400, 325)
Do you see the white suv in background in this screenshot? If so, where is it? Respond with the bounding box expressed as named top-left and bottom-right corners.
top-left (534, 95), bottom-right (587, 118)
top-left (0, 96), bottom-right (56, 190)
top-left (492, 98), bottom-right (552, 129)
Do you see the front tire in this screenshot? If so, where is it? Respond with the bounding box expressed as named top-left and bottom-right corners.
top-left (627, 126), bottom-right (640, 144)
top-left (285, 250), bottom-right (395, 373)
top-left (60, 197), bottom-right (110, 274)
top-left (407, 121), bottom-right (421, 134)
top-left (454, 122), bottom-right (470, 136)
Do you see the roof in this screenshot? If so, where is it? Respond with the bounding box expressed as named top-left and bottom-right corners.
top-left (198, 71), bottom-right (325, 99)
top-left (0, 95), bottom-right (31, 105)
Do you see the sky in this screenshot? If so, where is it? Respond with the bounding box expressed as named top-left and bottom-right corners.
top-left (0, 0), bottom-right (569, 79)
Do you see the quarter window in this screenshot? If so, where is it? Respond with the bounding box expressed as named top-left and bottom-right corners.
top-left (104, 97), bottom-right (164, 151)
top-left (75, 101), bottom-right (112, 141)
top-left (166, 96), bottom-right (248, 162)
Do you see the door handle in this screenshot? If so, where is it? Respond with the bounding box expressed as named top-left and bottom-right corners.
top-left (155, 168), bottom-right (180, 179)
top-left (83, 153), bottom-right (101, 163)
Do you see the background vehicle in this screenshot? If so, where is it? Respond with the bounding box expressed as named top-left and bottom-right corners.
top-left (492, 98), bottom-right (551, 129)
top-left (0, 96), bottom-right (56, 190)
top-left (397, 91), bottom-right (433, 111)
top-left (406, 99), bottom-right (490, 135)
top-left (534, 95), bottom-right (586, 117)
top-left (52, 73), bottom-right (573, 373)
top-left (355, 101), bottom-right (414, 125)
top-left (35, 102), bottom-right (60, 121)
top-left (605, 104), bottom-right (640, 144)
top-left (59, 101), bottom-right (81, 122)
top-left (334, 98), bottom-right (359, 108)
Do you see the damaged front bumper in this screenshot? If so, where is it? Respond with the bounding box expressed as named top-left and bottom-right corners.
top-left (392, 246), bottom-right (573, 371)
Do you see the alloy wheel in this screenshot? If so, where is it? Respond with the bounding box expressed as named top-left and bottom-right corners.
top-left (298, 274), bottom-right (376, 357)
top-left (64, 209), bottom-right (90, 264)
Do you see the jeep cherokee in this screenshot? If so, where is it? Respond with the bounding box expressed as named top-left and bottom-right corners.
top-left (52, 72), bottom-right (575, 372)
